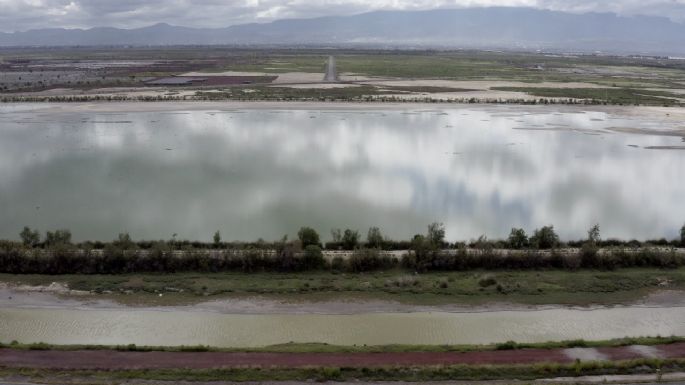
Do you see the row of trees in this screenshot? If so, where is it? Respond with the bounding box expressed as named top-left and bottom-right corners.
top-left (2, 224), bottom-right (684, 275)
top-left (16, 223), bottom-right (685, 251)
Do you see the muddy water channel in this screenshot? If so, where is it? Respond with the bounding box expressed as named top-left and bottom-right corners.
top-left (1, 306), bottom-right (685, 347)
top-left (1, 104), bottom-right (684, 241)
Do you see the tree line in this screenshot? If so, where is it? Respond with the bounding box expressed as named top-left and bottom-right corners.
top-left (13, 223), bottom-right (685, 251)
top-left (0, 223), bottom-right (683, 275)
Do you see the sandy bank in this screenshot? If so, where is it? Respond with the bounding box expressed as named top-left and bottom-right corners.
top-left (7, 99), bottom-right (684, 115)
top-left (7, 102), bottom-right (684, 137)
top-left (363, 79), bottom-right (613, 90)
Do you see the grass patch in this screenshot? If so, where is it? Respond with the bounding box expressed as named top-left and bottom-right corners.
top-left (2, 268), bottom-right (683, 306)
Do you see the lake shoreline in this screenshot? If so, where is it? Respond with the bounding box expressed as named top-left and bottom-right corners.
top-left (8, 99), bottom-right (685, 116)
top-left (5, 101), bottom-right (684, 138)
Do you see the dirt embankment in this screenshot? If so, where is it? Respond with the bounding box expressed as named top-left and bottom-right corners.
top-left (3, 281), bottom-right (685, 315)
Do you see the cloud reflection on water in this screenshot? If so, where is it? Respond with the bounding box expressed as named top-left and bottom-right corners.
top-left (0, 106), bottom-right (683, 242)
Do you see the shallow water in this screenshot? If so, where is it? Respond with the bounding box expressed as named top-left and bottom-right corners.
top-left (1, 104), bottom-right (684, 241)
top-left (1, 306), bottom-right (684, 347)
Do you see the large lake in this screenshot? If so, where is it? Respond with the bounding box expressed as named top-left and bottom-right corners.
top-left (1, 103), bottom-right (684, 242)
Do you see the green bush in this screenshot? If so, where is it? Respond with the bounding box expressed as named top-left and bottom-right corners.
top-left (348, 248), bottom-right (396, 272)
top-left (303, 245), bottom-right (326, 270)
top-left (507, 228), bottom-right (528, 249)
top-left (530, 226), bottom-right (559, 249)
top-left (297, 227), bottom-right (320, 248)
top-left (478, 276), bottom-right (498, 287)
top-left (342, 229), bottom-right (360, 250)
top-left (20, 227), bottom-right (40, 247)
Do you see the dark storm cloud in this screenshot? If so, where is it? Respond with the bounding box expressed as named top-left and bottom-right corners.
top-left (0, 0), bottom-right (684, 32)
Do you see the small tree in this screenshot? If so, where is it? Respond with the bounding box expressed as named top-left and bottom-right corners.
top-left (427, 222), bottom-right (446, 248)
top-left (330, 228), bottom-right (342, 243)
top-left (530, 226), bottom-right (559, 250)
top-left (681, 224), bottom-right (685, 246)
top-left (213, 230), bottom-right (221, 246)
top-left (587, 224), bottom-right (601, 244)
top-left (581, 224), bottom-right (601, 267)
top-left (45, 229), bottom-right (72, 247)
top-left (20, 226), bottom-right (40, 247)
top-left (114, 232), bottom-right (135, 250)
top-left (297, 227), bottom-right (320, 248)
top-left (342, 229), bottom-right (360, 250)
top-left (473, 234), bottom-right (493, 250)
top-left (507, 228), bottom-right (528, 249)
top-left (408, 234), bottom-right (435, 272)
top-left (366, 227), bottom-right (383, 248)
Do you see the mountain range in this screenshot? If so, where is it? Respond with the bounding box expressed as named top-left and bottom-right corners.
top-left (1, 7), bottom-right (684, 55)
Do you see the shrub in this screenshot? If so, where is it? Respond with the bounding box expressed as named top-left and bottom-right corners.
top-left (561, 253), bottom-right (582, 270)
top-left (495, 340), bottom-right (518, 350)
top-left (588, 224), bottom-right (601, 244)
top-left (114, 233), bottom-right (135, 250)
top-left (342, 229), bottom-right (360, 250)
top-left (507, 228), bottom-right (528, 249)
top-left (580, 242), bottom-right (600, 268)
top-left (366, 227), bottom-right (384, 249)
top-left (427, 222), bottom-right (446, 248)
top-left (45, 229), bottom-right (72, 247)
top-left (28, 342), bottom-right (50, 350)
top-left (348, 248), bottom-right (396, 272)
top-left (19, 227), bottom-right (40, 247)
top-left (302, 245), bottom-right (326, 270)
top-left (530, 226), bottom-right (559, 249)
top-left (331, 256), bottom-right (345, 272)
top-left (297, 227), bottom-right (320, 248)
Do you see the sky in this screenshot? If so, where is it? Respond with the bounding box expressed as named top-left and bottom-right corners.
top-left (1, 0), bottom-right (685, 32)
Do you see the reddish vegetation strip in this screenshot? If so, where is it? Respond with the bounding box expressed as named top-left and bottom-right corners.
top-left (1, 343), bottom-right (684, 370)
top-left (0, 349), bottom-right (570, 369)
top-left (658, 343), bottom-right (685, 358)
top-left (199, 76), bottom-right (278, 85)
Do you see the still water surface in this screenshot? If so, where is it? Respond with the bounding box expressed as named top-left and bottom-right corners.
top-left (1, 306), bottom-right (684, 347)
top-left (1, 104), bottom-right (684, 241)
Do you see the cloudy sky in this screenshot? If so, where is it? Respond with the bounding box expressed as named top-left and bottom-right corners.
top-left (1, 0), bottom-right (684, 32)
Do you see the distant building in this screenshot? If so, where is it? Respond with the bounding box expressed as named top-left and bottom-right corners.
top-left (323, 56), bottom-right (338, 82)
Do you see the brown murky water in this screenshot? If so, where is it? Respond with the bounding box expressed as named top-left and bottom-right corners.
top-left (1, 306), bottom-right (684, 347)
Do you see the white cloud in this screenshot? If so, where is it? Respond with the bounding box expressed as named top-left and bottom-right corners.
top-left (0, 0), bottom-right (684, 32)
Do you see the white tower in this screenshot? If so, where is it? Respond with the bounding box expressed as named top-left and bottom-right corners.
top-left (323, 56), bottom-right (338, 82)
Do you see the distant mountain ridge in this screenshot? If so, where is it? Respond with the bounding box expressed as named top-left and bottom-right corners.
top-left (1, 7), bottom-right (684, 55)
